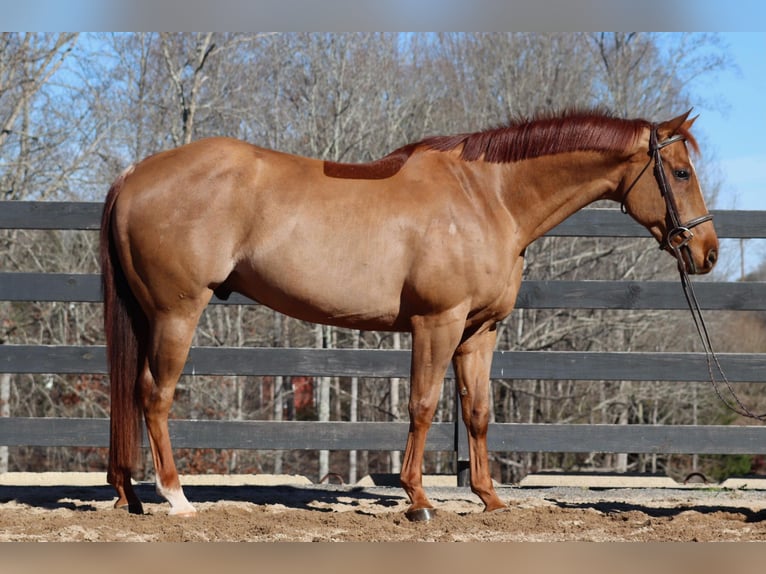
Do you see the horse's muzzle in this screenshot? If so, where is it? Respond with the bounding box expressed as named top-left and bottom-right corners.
top-left (703, 247), bottom-right (718, 272)
top-left (676, 244), bottom-right (717, 275)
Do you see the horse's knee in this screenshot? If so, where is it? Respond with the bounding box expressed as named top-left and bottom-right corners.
top-left (459, 402), bottom-right (489, 436)
top-left (468, 409), bottom-right (490, 434)
top-left (408, 397), bottom-right (438, 424)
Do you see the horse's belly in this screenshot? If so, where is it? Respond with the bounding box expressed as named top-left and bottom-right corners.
top-left (227, 263), bottom-right (407, 331)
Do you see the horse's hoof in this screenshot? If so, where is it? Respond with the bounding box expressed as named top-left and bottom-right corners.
top-left (114, 500), bottom-right (145, 515)
top-left (168, 507), bottom-right (198, 518)
top-left (405, 507), bottom-right (436, 522)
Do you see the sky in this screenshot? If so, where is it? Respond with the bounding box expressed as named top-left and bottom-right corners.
top-left (696, 33), bottom-right (766, 212)
top-left (5, 0), bottom-right (766, 33)
top-left (687, 32), bottom-right (766, 277)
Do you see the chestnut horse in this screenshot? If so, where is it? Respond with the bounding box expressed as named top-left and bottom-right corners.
top-left (100, 109), bottom-right (718, 520)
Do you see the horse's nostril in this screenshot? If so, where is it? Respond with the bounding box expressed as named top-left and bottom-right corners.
top-left (707, 249), bottom-right (718, 267)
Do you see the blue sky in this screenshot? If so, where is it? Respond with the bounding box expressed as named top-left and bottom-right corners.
top-left (5, 1), bottom-right (765, 34)
top-left (695, 33), bottom-right (766, 211)
top-left (688, 32), bottom-right (766, 277)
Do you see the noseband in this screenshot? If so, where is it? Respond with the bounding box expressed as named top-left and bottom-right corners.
top-left (621, 125), bottom-right (713, 273)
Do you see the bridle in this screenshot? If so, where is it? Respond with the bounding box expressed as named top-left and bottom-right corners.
top-left (622, 125), bottom-right (766, 421)
top-left (621, 124), bottom-right (713, 274)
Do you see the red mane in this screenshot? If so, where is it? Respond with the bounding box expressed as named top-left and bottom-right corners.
top-left (323, 109), bottom-right (696, 179)
top-left (419, 109), bottom-right (651, 163)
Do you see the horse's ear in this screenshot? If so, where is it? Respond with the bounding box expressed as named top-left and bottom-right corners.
top-left (683, 113), bottom-right (700, 131)
top-left (658, 109), bottom-right (694, 139)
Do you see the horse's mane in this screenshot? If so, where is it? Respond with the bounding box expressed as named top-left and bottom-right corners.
top-left (323, 109), bottom-right (696, 179)
top-left (419, 109), bottom-right (649, 163)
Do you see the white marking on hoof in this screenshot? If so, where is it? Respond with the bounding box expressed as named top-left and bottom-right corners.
top-left (168, 503), bottom-right (197, 517)
top-left (156, 478), bottom-right (196, 516)
top-left (165, 488), bottom-right (196, 516)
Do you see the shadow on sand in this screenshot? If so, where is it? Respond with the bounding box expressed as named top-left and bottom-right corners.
top-left (0, 482), bottom-right (406, 513)
top-left (548, 497), bottom-right (766, 523)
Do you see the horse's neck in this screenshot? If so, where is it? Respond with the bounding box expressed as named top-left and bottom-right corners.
top-left (496, 151), bottom-right (625, 243)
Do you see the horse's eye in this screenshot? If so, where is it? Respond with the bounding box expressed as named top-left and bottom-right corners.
top-left (673, 169), bottom-right (690, 181)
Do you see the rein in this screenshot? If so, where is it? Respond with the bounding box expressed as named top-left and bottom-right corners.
top-left (677, 258), bottom-right (766, 421)
top-left (625, 126), bottom-right (766, 422)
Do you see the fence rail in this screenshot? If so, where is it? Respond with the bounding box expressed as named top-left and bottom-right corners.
top-left (4, 273), bottom-right (766, 311)
top-left (2, 202), bottom-right (766, 478)
top-left (3, 418), bottom-right (766, 455)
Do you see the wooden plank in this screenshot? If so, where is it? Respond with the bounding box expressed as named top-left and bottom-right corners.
top-left (0, 272), bottom-right (258, 305)
top-left (0, 418), bottom-right (450, 450)
top-left (184, 347), bottom-right (411, 378)
top-left (2, 344), bottom-right (766, 382)
top-left (702, 210), bottom-right (766, 240)
top-left (0, 201), bottom-right (103, 230)
top-left (549, 210), bottom-right (647, 237)
top-left (0, 416), bottom-right (110, 448)
top-left (0, 345), bottom-right (414, 377)
top-left (486, 423), bottom-right (766, 454)
top-left (491, 350), bottom-right (766, 382)
top-left (0, 272), bottom-right (255, 305)
top-left (2, 202), bottom-right (765, 238)
top-left (164, 420), bottom-right (434, 450)
top-left (4, 273), bottom-right (766, 311)
top-left (0, 273), bottom-right (103, 303)
top-left (517, 280), bottom-right (766, 310)
top-left (3, 417), bottom-right (766, 455)
top-left (549, 209), bottom-right (766, 238)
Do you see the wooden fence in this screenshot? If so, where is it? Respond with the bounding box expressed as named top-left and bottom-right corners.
top-left (2, 201), bottom-right (766, 481)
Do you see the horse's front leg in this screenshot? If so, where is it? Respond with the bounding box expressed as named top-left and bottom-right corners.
top-left (453, 325), bottom-right (506, 512)
top-left (400, 311), bottom-right (466, 522)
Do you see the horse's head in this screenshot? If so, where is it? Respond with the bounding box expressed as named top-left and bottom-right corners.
top-left (620, 110), bottom-right (718, 275)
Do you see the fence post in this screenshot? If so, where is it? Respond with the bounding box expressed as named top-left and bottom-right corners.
top-left (0, 372), bottom-right (9, 473)
top-left (455, 384), bottom-right (470, 487)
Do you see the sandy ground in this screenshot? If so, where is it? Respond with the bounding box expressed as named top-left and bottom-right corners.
top-left (2, 473), bottom-right (766, 542)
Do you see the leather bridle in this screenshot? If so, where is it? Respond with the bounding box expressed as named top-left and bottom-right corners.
top-left (622, 125), bottom-right (766, 421)
top-left (621, 124), bottom-right (713, 274)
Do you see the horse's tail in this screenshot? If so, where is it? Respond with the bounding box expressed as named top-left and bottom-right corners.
top-left (100, 166), bottom-right (144, 485)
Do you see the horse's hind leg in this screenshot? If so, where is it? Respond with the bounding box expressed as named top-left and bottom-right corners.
top-left (141, 306), bottom-right (207, 516)
top-left (110, 467), bottom-right (144, 514)
top-left (452, 326), bottom-right (506, 513)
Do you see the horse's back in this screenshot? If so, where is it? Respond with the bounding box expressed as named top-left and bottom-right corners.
top-left (115, 137), bottom-right (312, 234)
